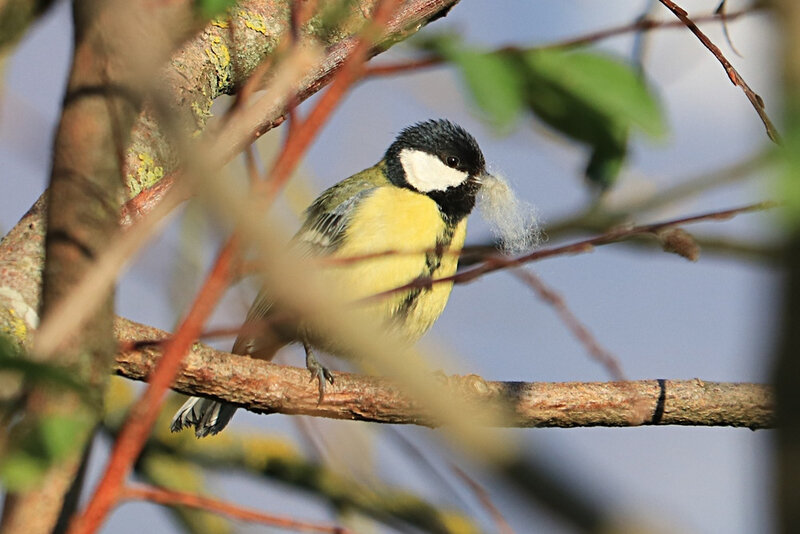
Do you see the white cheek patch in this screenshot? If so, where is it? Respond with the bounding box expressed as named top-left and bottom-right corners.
top-left (399, 148), bottom-right (468, 192)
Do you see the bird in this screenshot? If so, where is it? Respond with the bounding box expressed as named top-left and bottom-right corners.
top-left (171, 119), bottom-right (490, 438)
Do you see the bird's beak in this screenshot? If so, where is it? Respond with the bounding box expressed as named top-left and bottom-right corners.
top-left (474, 171), bottom-right (494, 186)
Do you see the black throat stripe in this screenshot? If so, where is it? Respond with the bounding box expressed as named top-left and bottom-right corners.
top-left (395, 222), bottom-right (458, 318)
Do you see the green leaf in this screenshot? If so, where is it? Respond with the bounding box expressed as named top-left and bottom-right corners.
top-left (515, 49), bottom-right (665, 190)
top-left (38, 415), bottom-right (91, 461)
top-left (0, 414), bottom-right (92, 490)
top-left (195, 0), bottom-right (236, 19)
top-left (586, 128), bottom-right (629, 191)
top-left (419, 35), bottom-right (525, 129)
top-left (778, 122), bottom-right (800, 228)
top-left (0, 452), bottom-right (46, 491)
top-left (0, 335), bottom-right (88, 397)
top-left (523, 49), bottom-right (666, 138)
top-left (451, 50), bottom-right (525, 129)
top-left (415, 36), bottom-right (666, 189)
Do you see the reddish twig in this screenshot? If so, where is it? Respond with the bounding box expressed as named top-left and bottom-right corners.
top-left (121, 485), bottom-right (350, 533)
top-left (657, 0), bottom-right (779, 142)
top-left (366, 201), bottom-right (777, 302)
top-left (263, 0), bottom-right (406, 201)
top-left (119, 173), bottom-right (179, 227)
top-left (512, 269), bottom-right (626, 381)
top-left (365, 55), bottom-right (443, 76)
top-left (69, 238), bottom-right (239, 534)
top-left (450, 464), bottom-right (514, 534)
top-left (547, 4), bottom-right (758, 50)
top-left (364, 6), bottom-right (760, 77)
top-left (72, 5), bottom-right (412, 529)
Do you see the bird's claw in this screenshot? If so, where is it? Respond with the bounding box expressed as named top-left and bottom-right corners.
top-left (304, 344), bottom-right (334, 404)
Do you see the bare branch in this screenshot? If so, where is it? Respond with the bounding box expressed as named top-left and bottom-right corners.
top-left (71, 241), bottom-right (239, 534)
top-left (114, 318), bottom-right (775, 429)
top-left (381, 201), bottom-right (777, 301)
top-left (657, 0), bottom-right (779, 142)
top-left (449, 465), bottom-right (513, 534)
top-left (512, 269), bottom-right (626, 381)
top-left (121, 485), bottom-right (352, 534)
top-left (365, 6), bottom-right (762, 76)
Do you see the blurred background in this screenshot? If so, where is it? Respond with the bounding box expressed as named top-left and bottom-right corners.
top-left (0, 0), bottom-right (779, 532)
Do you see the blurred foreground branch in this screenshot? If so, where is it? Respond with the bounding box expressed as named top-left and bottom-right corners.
top-left (100, 378), bottom-right (479, 533)
top-left (121, 485), bottom-right (352, 534)
top-left (115, 318), bottom-right (774, 429)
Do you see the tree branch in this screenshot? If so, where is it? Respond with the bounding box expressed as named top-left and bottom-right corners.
top-left (114, 318), bottom-right (774, 430)
top-left (365, 5), bottom-right (763, 76)
top-left (1, 1), bottom-right (194, 531)
top-left (121, 484), bottom-right (352, 534)
top-left (657, 0), bottom-right (779, 142)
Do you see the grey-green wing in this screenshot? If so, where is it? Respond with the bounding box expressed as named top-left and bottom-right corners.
top-left (231, 164), bottom-right (388, 356)
top-left (295, 165), bottom-right (388, 255)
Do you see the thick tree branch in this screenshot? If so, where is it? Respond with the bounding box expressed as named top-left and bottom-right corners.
top-left (1, 1), bottom-right (194, 532)
top-left (125, 0), bottom-right (461, 198)
top-left (114, 318), bottom-right (774, 429)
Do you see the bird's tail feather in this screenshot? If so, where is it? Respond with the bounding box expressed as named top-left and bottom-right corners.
top-left (170, 396), bottom-right (238, 438)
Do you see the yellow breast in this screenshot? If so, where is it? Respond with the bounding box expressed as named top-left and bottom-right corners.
top-left (317, 186), bottom-right (467, 349)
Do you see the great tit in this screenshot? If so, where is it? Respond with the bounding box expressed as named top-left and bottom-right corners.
top-left (171, 119), bottom-right (490, 438)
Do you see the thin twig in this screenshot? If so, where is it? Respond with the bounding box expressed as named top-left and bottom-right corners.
top-left (551, 4), bottom-right (759, 50)
top-left (657, 0), bottom-right (779, 142)
top-left (121, 485), bottom-right (351, 533)
top-left (367, 201), bottom-right (777, 302)
top-left (364, 7), bottom-right (761, 77)
top-left (70, 239), bottom-right (239, 534)
top-left (450, 464), bottom-right (514, 534)
top-left (72, 4), bottom-right (412, 530)
top-left (716, 0), bottom-right (743, 57)
top-left (512, 269), bottom-right (626, 381)
top-left (263, 0), bottom-right (406, 201)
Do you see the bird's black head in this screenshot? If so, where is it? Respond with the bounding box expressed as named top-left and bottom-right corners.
top-left (385, 119), bottom-right (487, 222)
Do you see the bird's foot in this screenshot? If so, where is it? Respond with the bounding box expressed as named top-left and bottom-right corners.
top-left (304, 344), bottom-right (334, 404)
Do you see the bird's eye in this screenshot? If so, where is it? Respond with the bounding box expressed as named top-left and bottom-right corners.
top-left (446, 156), bottom-right (460, 168)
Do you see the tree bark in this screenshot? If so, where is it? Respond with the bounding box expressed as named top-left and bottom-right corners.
top-left (0, 0), bottom-right (193, 531)
top-left (115, 317), bottom-right (775, 429)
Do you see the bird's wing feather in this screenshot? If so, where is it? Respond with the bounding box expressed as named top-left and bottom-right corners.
top-left (295, 186), bottom-right (377, 255)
